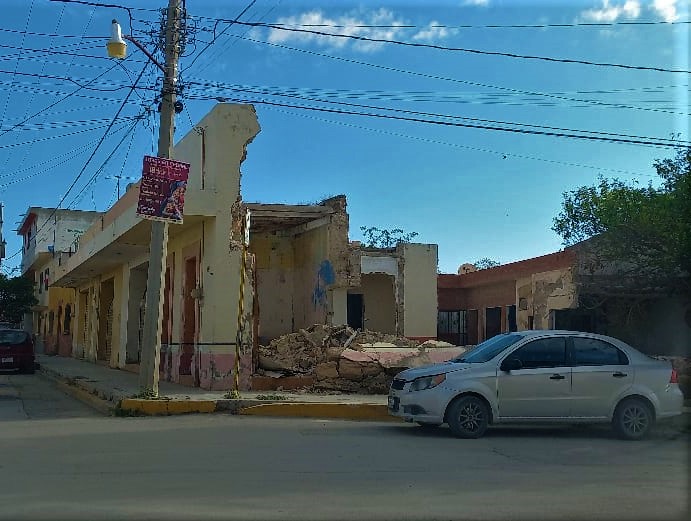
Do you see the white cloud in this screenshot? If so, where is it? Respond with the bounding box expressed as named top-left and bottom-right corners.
top-left (463, 0), bottom-right (490, 6)
top-left (267, 9), bottom-right (405, 53)
top-left (266, 8), bottom-right (452, 53)
top-left (580, 0), bottom-right (642, 22)
top-left (412, 21), bottom-right (458, 42)
top-left (650, 0), bottom-right (680, 21)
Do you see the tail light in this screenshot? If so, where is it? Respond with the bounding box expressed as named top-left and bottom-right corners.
top-left (670, 369), bottom-right (678, 384)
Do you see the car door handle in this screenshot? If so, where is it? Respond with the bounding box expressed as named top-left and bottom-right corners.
top-left (549, 374), bottom-right (566, 380)
top-left (612, 372), bottom-right (628, 378)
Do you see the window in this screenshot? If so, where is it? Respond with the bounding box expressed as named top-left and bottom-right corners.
top-left (44, 268), bottom-right (49, 291)
top-left (39, 272), bottom-right (43, 294)
top-left (511, 337), bottom-right (567, 369)
top-left (572, 337), bottom-right (628, 366)
top-left (506, 305), bottom-right (517, 332)
top-left (437, 310), bottom-right (467, 345)
top-left (48, 311), bottom-right (55, 335)
top-left (454, 333), bottom-right (524, 364)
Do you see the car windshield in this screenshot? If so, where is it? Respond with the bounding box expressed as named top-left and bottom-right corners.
top-left (0, 330), bottom-right (29, 345)
top-left (452, 333), bottom-right (524, 363)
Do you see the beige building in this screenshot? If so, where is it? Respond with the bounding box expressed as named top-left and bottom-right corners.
top-left (17, 207), bottom-right (100, 354)
top-left (31, 104), bottom-right (437, 391)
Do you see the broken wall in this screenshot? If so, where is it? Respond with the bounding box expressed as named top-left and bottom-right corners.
top-left (402, 243), bottom-right (438, 339)
top-left (293, 225), bottom-right (331, 330)
top-left (517, 267), bottom-right (577, 330)
top-left (361, 273), bottom-right (397, 333)
top-left (251, 233), bottom-right (296, 340)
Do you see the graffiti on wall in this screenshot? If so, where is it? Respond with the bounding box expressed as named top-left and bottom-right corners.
top-left (312, 260), bottom-right (335, 309)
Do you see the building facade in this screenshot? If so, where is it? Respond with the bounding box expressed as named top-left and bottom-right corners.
top-left (27, 103), bottom-right (438, 390)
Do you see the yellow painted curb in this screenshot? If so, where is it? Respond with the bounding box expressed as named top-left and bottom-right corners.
top-left (119, 399), bottom-right (217, 415)
top-left (239, 402), bottom-right (402, 422)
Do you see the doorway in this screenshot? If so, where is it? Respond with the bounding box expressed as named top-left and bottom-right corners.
top-left (347, 293), bottom-right (364, 330)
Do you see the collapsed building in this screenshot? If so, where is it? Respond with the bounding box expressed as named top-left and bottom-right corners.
top-left (23, 103), bottom-right (440, 392)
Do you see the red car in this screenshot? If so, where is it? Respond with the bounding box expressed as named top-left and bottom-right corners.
top-left (0, 329), bottom-right (35, 374)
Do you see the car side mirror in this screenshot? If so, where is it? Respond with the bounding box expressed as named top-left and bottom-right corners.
top-left (501, 358), bottom-right (522, 372)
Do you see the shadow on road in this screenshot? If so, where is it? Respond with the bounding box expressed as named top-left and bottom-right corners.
top-left (381, 420), bottom-right (690, 441)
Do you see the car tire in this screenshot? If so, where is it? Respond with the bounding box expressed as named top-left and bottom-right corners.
top-left (613, 398), bottom-right (654, 440)
top-left (447, 396), bottom-right (489, 439)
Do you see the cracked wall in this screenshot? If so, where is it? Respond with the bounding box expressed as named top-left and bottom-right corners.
top-left (517, 267), bottom-right (577, 330)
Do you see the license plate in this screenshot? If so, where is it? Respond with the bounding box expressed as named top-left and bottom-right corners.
top-left (388, 395), bottom-right (399, 412)
top-left (1, 357), bottom-right (13, 363)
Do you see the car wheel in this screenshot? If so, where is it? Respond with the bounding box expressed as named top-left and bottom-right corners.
top-left (613, 398), bottom-right (654, 440)
top-left (447, 396), bottom-right (489, 439)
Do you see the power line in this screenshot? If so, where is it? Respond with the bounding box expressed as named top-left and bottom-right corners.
top-left (263, 104), bottom-right (656, 178)
top-left (192, 0), bottom-right (283, 76)
top-left (230, 34), bottom-right (691, 116)
top-left (66, 117), bottom-right (143, 209)
top-left (194, 17), bottom-right (691, 30)
top-left (0, 0), bottom-right (36, 127)
top-left (230, 21), bottom-right (691, 74)
top-left (27, 60), bottom-right (150, 246)
top-left (0, 128), bottom-right (127, 181)
top-left (0, 27), bottom-right (109, 39)
top-left (1, 115), bottom-right (142, 132)
top-left (0, 68), bottom-right (148, 92)
top-left (204, 95), bottom-right (688, 148)
top-left (0, 124), bottom-right (128, 150)
top-left (183, 0), bottom-right (257, 73)
top-left (0, 127), bottom-right (129, 187)
top-left (190, 81), bottom-right (684, 144)
top-left (185, 78), bottom-right (691, 116)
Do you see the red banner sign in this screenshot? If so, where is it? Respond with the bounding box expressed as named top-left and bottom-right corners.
top-left (136, 155), bottom-right (190, 224)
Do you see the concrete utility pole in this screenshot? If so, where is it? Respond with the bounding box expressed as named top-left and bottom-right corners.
top-left (138, 0), bottom-right (181, 395)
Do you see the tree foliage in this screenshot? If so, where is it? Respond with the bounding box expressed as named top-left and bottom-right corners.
top-left (474, 258), bottom-right (501, 270)
top-left (359, 226), bottom-right (419, 248)
top-left (0, 273), bottom-right (37, 324)
top-left (552, 147), bottom-right (691, 295)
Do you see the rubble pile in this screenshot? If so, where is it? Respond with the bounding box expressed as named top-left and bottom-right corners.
top-left (257, 324), bottom-right (440, 394)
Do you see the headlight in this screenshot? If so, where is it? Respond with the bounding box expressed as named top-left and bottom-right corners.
top-left (409, 373), bottom-right (446, 392)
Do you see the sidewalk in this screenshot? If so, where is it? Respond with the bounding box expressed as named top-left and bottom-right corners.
top-left (37, 354), bottom-right (394, 420)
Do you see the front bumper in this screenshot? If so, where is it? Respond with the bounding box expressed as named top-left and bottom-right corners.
top-left (388, 382), bottom-right (446, 424)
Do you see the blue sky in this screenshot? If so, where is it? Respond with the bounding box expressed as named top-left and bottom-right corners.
top-left (0, 0), bottom-right (689, 275)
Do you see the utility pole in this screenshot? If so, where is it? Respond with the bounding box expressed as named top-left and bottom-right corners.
top-left (138, 0), bottom-right (181, 396)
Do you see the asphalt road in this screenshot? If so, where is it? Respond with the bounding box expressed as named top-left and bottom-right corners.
top-left (0, 373), bottom-right (689, 521)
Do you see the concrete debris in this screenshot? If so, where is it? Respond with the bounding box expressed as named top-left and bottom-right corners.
top-left (257, 324), bottom-right (464, 394)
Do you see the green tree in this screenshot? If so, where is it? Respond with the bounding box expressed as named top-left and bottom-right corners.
top-left (552, 147), bottom-right (691, 295)
top-left (359, 226), bottom-right (419, 248)
top-left (0, 273), bottom-right (37, 324)
top-left (474, 258), bottom-right (501, 270)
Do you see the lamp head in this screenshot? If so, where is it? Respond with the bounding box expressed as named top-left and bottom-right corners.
top-left (107, 19), bottom-right (127, 59)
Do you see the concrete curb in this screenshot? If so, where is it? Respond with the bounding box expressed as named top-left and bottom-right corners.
top-left (239, 402), bottom-right (402, 422)
top-left (38, 368), bottom-right (114, 415)
top-left (119, 398), bottom-right (216, 415)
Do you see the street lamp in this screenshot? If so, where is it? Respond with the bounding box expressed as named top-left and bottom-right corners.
top-left (107, 2), bottom-right (181, 397)
top-left (106, 19), bottom-right (127, 59)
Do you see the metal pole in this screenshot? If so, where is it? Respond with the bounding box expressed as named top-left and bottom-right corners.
top-left (138, 0), bottom-right (181, 396)
top-left (233, 211), bottom-right (248, 396)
